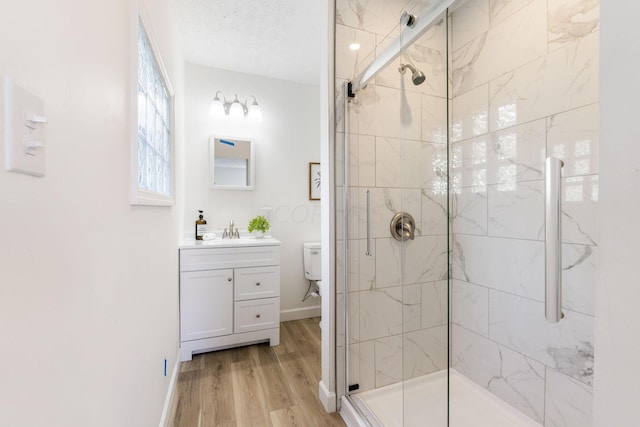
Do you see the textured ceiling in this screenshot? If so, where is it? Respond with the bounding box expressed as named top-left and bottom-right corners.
top-left (169, 0), bottom-right (323, 85)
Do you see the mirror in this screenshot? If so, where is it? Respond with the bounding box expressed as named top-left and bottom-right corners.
top-left (209, 136), bottom-right (255, 190)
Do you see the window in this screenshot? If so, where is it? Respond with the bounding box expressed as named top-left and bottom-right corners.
top-left (132, 17), bottom-right (174, 205)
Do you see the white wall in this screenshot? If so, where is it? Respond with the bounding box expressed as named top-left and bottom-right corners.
top-left (320, 0), bottom-right (337, 412)
top-left (595, 3), bottom-right (640, 426)
top-left (0, 1), bottom-right (183, 426)
top-left (183, 63), bottom-right (321, 318)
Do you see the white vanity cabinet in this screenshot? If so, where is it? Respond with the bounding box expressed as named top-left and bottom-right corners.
top-left (180, 269), bottom-right (234, 342)
top-left (179, 239), bottom-right (280, 361)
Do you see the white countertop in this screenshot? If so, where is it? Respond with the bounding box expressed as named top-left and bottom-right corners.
top-left (179, 236), bottom-right (280, 249)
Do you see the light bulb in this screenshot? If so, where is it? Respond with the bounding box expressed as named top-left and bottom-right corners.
top-left (229, 95), bottom-right (244, 118)
top-left (209, 99), bottom-right (225, 117)
top-left (209, 92), bottom-right (225, 117)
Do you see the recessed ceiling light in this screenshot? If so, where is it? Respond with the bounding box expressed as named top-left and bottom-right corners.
top-left (349, 43), bottom-right (361, 51)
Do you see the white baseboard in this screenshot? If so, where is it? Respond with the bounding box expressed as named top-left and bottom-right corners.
top-left (319, 380), bottom-right (337, 413)
top-left (159, 349), bottom-right (181, 427)
top-left (280, 305), bottom-right (321, 322)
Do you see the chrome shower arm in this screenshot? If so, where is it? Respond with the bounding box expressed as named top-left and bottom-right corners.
top-left (349, 0), bottom-right (455, 94)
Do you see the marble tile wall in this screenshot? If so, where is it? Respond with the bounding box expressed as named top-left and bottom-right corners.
top-left (451, 0), bottom-right (598, 426)
top-left (335, 0), bottom-right (450, 396)
top-left (336, 1), bottom-right (598, 425)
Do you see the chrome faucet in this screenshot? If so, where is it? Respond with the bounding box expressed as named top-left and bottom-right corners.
top-left (222, 220), bottom-right (240, 239)
top-left (227, 219), bottom-right (240, 239)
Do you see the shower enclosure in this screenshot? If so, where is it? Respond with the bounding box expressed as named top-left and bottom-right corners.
top-left (334, 0), bottom-right (598, 426)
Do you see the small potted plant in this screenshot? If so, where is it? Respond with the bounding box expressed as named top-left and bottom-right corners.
top-left (247, 215), bottom-right (270, 238)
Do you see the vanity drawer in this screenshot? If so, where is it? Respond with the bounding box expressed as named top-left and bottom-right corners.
top-left (234, 266), bottom-right (280, 301)
top-left (234, 298), bottom-right (280, 333)
top-left (180, 245), bottom-right (280, 271)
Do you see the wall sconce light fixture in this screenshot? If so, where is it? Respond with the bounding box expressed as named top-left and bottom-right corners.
top-left (210, 91), bottom-right (262, 121)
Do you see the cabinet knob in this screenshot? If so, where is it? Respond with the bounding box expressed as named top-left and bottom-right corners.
top-left (256, 314), bottom-right (261, 318)
top-left (227, 277), bottom-right (232, 282)
top-left (256, 282), bottom-right (261, 286)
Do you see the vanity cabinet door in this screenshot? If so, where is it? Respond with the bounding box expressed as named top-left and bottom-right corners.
top-left (180, 269), bottom-right (233, 341)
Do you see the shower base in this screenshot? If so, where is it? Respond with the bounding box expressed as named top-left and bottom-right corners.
top-left (350, 369), bottom-right (542, 427)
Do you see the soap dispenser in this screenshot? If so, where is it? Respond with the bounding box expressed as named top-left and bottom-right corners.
top-left (195, 210), bottom-right (207, 240)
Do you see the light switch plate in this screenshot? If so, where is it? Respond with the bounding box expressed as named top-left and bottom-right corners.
top-left (3, 77), bottom-right (46, 177)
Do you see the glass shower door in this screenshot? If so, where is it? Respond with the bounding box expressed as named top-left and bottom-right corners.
top-left (336, 3), bottom-right (450, 425)
top-left (397, 9), bottom-right (449, 426)
top-left (337, 0), bottom-right (598, 425)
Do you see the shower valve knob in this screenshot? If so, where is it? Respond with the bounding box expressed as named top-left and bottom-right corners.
top-left (390, 212), bottom-right (416, 241)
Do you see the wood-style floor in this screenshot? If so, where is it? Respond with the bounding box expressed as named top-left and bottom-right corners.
top-left (168, 317), bottom-right (346, 427)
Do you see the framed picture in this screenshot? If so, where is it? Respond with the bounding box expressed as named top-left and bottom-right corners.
top-left (309, 162), bottom-right (321, 200)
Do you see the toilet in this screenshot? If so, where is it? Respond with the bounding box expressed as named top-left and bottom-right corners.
top-left (303, 242), bottom-right (321, 299)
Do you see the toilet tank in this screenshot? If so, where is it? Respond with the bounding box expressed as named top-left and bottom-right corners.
top-left (303, 242), bottom-right (322, 281)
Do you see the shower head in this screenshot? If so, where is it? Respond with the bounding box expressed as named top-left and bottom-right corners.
top-left (398, 63), bottom-right (426, 85)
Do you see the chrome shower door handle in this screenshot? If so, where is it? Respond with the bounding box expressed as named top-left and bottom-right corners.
top-left (366, 190), bottom-right (372, 256)
top-left (545, 157), bottom-right (564, 323)
top-left (390, 212), bottom-right (415, 241)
